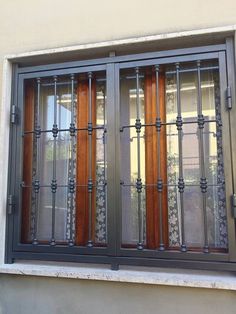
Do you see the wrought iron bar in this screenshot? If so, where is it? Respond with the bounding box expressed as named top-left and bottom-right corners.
top-left (135, 67), bottom-right (143, 250)
top-left (155, 65), bottom-right (164, 251)
top-left (119, 119), bottom-right (219, 132)
top-left (102, 86), bottom-right (107, 242)
top-left (32, 77), bottom-right (41, 245)
top-left (68, 74), bottom-right (75, 246)
top-left (197, 61), bottom-right (209, 253)
top-left (23, 126), bottom-right (105, 136)
top-left (176, 63), bottom-right (187, 252)
top-left (50, 75), bottom-right (58, 246)
top-left (87, 72), bottom-right (93, 247)
top-left (22, 183), bottom-right (106, 188)
top-left (120, 182), bottom-right (223, 188)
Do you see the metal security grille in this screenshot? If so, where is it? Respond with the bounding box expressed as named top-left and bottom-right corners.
top-left (6, 39), bottom-right (236, 271)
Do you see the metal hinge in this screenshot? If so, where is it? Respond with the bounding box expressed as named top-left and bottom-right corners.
top-left (226, 86), bottom-right (232, 110)
top-left (8, 195), bottom-right (15, 215)
top-left (11, 105), bottom-right (17, 124)
top-left (232, 194), bottom-right (236, 218)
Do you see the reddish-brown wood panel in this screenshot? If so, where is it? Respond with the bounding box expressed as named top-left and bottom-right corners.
top-left (145, 73), bottom-right (157, 249)
top-left (75, 80), bottom-right (97, 246)
top-left (145, 71), bottom-right (168, 249)
top-left (21, 81), bottom-right (35, 243)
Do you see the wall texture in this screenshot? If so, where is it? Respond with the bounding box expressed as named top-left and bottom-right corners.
top-left (1, 1), bottom-right (236, 313)
top-left (0, 274), bottom-right (236, 314)
top-left (1, 0), bottom-right (236, 54)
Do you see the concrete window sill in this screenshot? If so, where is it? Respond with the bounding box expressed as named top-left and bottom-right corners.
top-left (0, 261), bottom-right (236, 290)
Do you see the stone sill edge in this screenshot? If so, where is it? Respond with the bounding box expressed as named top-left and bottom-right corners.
top-left (0, 263), bottom-right (236, 290)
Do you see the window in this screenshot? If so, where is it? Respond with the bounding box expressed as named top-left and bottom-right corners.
top-left (6, 39), bottom-right (236, 271)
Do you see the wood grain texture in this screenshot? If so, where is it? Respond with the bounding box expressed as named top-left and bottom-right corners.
top-left (145, 70), bottom-right (168, 249)
top-left (21, 80), bottom-right (35, 243)
top-left (75, 79), bottom-right (97, 246)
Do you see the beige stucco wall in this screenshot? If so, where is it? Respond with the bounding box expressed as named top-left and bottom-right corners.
top-left (1, 1), bottom-right (236, 313)
top-left (0, 274), bottom-right (235, 314)
top-left (1, 0), bottom-right (236, 53)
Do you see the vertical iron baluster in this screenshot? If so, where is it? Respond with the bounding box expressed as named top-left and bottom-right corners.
top-left (32, 77), bottom-right (41, 245)
top-left (51, 75), bottom-right (58, 246)
top-left (176, 63), bottom-right (187, 252)
top-left (87, 72), bottom-right (93, 247)
top-left (197, 61), bottom-right (209, 253)
top-left (135, 67), bottom-right (143, 250)
top-left (155, 66), bottom-right (165, 251)
top-left (68, 74), bottom-right (75, 246)
top-left (103, 87), bottom-right (107, 242)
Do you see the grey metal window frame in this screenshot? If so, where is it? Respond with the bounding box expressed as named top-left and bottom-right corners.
top-left (5, 37), bottom-right (236, 271)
